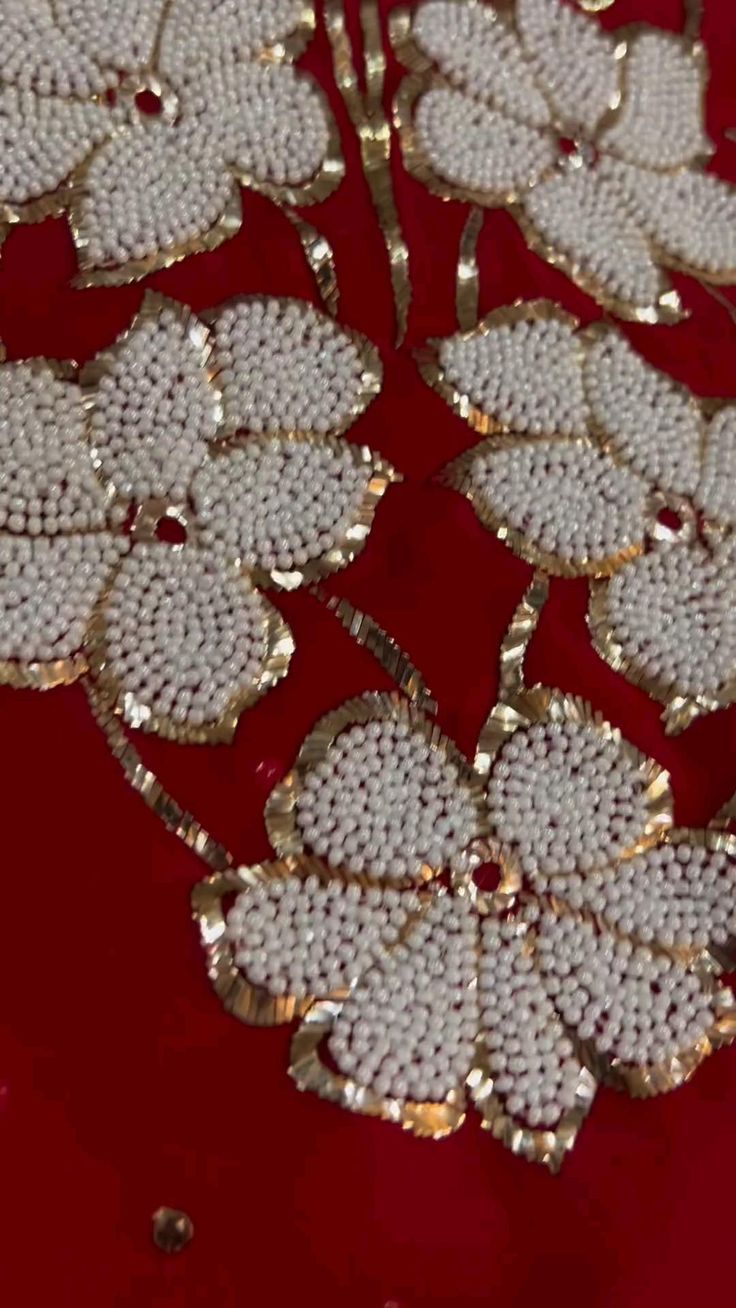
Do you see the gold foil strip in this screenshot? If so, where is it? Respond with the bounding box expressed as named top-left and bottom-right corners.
top-left (468, 1058), bottom-right (597, 1173)
top-left (85, 584), bottom-right (294, 746)
top-left (456, 206), bottom-right (484, 332)
top-left (85, 681), bottom-right (233, 871)
top-left (683, 0), bottom-right (703, 41)
top-left (289, 999), bottom-right (467, 1139)
top-left (282, 208), bottom-right (340, 315)
top-left (498, 572), bottom-right (549, 698)
top-left (326, 0), bottom-right (411, 344)
top-left (588, 579), bottom-right (736, 734)
top-left (265, 690), bottom-right (488, 880)
top-left (317, 592), bottom-right (437, 713)
top-left (576, 0), bottom-right (616, 10)
top-left (0, 654), bottom-right (88, 690)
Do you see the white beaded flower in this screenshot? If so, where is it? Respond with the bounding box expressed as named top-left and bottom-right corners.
top-left (423, 298), bottom-right (736, 731)
top-left (0, 291), bottom-right (392, 742)
top-left (196, 680), bottom-right (736, 1168)
top-left (393, 0), bottom-right (736, 321)
top-left (0, 0), bottom-right (341, 283)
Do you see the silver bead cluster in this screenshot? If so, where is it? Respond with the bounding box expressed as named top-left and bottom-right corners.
top-left (0, 533), bottom-right (124, 663)
top-left (515, 0), bottom-right (619, 137)
top-left (697, 407), bottom-right (736, 529)
top-left (412, 0), bottom-right (551, 129)
top-left (0, 86), bottom-right (109, 206)
top-left (0, 362), bottom-right (108, 536)
top-left (328, 895), bottom-right (479, 1103)
top-left (536, 843), bottom-right (736, 953)
top-left (219, 63), bottom-right (329, 188)
top-left (103, 545), bottom-right (269, 727)
top-left (226, 875), bottom-right (421, 1000)
top-left (600, 157), bottom-right (736, 277)
top-left (488, 720), bottom-right (649, 876)
top-left (536, 913), bottom-right (717, 1065)
top-left (416, 86), bottom-right (555, 197)
top-left (79, 120), bottom-right (232, 269)
top-left (470, 439), bottom-right (647, 565)
top-left (523, 170), bottom-right (661, 307)
top-left (605, 543), bottom-right (736, 699)
top-left (2, 0), bottom-right (112, 98)
top-left (90, 307), bottom-right (219, 504)
top-left (294, 719), bottom-right (479, 882)
top-left (212, 299), bottom-right (364, 436)
top-left (600, 32), bottom-right (710, 171)
top-left (193, 439), bottom-right (370, 573)
top-left (584, 330), bottom-right (701, 496)
top-left (439, 317), bottom-right (588, 438)
top-left (481, 918), bottom-right (584, 1127)
top-left (55, 0), bottom-right (165, 74)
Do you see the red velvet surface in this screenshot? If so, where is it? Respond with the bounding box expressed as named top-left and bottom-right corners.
top-left (2, 3), bottom-right (736, 1304)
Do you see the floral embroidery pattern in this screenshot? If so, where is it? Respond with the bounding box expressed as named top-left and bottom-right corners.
top-left (392, 0), bottom-right (736, 321)
top-left (0, 291), bottom-right (391, 742)
top-left (0, 0), bottom-right (342, 284)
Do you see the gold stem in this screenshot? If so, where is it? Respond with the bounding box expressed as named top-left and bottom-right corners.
top-left (498, 572), bottom-right (549, 699)
top-left (317, 591), bottom-right (437, 714)
top-left (282, 207), bottom-right (340, 315)
top-left (456, 206), bottom-right (484, 332)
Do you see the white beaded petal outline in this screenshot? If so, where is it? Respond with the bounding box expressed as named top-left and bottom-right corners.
top-left (420, 298), bottom-right (736, 729)
top-left (195, 622), bottom-right (736, 1168)
top-left (0, 291), bottom-right (391, 740)
top-left (393, 0), bottom-right (736, 321)
top-left (0, 0), bottom-right (342, 284)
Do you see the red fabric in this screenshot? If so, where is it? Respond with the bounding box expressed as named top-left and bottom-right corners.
top-left (3, 2), bottom-right (736, 1304)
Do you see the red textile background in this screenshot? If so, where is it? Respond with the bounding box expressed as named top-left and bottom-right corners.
top-left (2, 2), bottom-right (736, 1304)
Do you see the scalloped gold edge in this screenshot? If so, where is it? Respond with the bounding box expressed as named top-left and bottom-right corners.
top-left (264, 689), bottom-right (489, 883)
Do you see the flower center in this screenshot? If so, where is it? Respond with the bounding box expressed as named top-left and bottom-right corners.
top-left (472, 861), bottom-right (502, 895)
top-left (119, 74), bottom-right (179, 125)
top-left (129, 500), bottom-right (190, 546)
top-left (135, 88), bottom-right (164, 117)
top-left (155, 514), bottom-right (188, 545)
top-left (558, 137), bottom-right (600, 171)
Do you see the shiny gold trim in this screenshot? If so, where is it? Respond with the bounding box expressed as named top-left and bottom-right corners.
top-left (260, 0), bottom-right (317, 64)
top-left (71, 176), bottom-right (243, 288)
top-left (498, 572), bottom-right (549, 698)
top-left (202, 436), bottom-right (397, 593)
top-left (418, 298), bottom-right (581, 439)
top-left (456, 206), bottom-right (483, 331)
top-left (588, 570), bottom-right (736, 734)
top-left (317, 592), bottom-right (437, 713)
top-left (444, 433), bottom-right (645, 578)
top-left (475, 687), bottom-right (673, 875)
top-left (192, 859), bottom-right (343, 1027)
top-left (86, 576), bottom-right (294, 745)
top-left (233, 78), bottom-right (345, 208)
top-left (265, 690), bottom-right (488, 881)
top-left (1, 183), bottom-right (76, 233)
top-left (327, 0), bottom-right (411, 344)
top-left (0, 654), bottom-right (87, 690)
top-left (289, 999), bottom-right (467, 1138)
top-left (204, 296), bottom-right (383, 442)
top-left (85, 681), bottom-right (232, 871)
top-left (469, 1054), bottom-right (597, 1173)
top-left (452, 836), bottom-right (522, 917)
top-left (281, 208), bottom-right (339, 315)
top-left (576, 0), bottom-right (615, 10)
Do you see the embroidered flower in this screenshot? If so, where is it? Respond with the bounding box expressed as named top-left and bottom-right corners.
top-left (393, 0), bottom-right (736, 321)
top-left (196, 671), bottom-right (736, 1168)
top-left (0, 0), bottom-right (341, 284)
top-left (421, 299), bottom-right (736, 731)
top-left (0, 291), bottom-right (392, 742)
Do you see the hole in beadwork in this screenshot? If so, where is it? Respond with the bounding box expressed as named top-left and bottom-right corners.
top-left (472, 862), bottom-right (502, 894)
top-left (135, 88), bottom-right (164, 116)
top-left (657, 507), bottom-right (683, 533)
top-left (155, 515), bottom-right (188, 545)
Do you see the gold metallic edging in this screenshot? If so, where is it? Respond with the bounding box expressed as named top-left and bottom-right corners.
top-left (469, 1053), bottom-right (597, 1173)
top-left (317, 592), bottom-right (437, 713)
top-left (456, 205), bottom-right (484, 331)
top-left (289, 999), bottom-right (467, 1139)
top-left (0, 654), bottom-right (88, 690)
top-left (588, 573), bottom-right (736, 735)
top-left (327, 0), bottom-right (412, 344)
top-left (86, 578), bottom-right (294, 745)
top-left (282, 208), bottom-right (340, 315)
top-left (85, 681), bottom-right (232, 871)
top-left (265, 690), bottom-right (488, 881)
